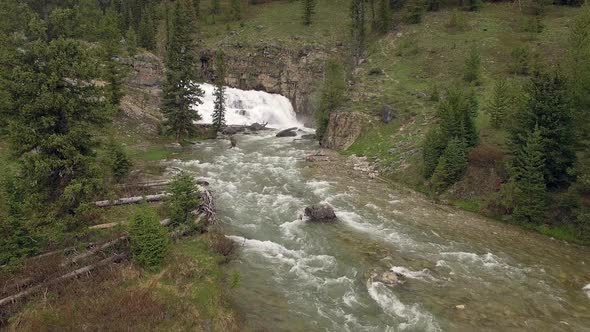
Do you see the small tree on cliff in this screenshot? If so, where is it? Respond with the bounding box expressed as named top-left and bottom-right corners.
top-left (316, 59), bottom-right (346, 141)
top-left (350, 0), bottom-right (366, 64)
top-left (302, 0), bottom-right (316, 26)
top-left (162, 0), bottom-right (203, 142)
top-left (212, 51), bottom-right (226, 132)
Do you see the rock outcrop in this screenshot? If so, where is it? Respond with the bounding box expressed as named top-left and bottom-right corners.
top-left (276, 127), bottom-right (298, 137)
top-left (321, 112), bottom-right (368, 150)
top-left (201, 44), bottom-right (332, 124)
top-left (304, 204), bottom-right (337, 221)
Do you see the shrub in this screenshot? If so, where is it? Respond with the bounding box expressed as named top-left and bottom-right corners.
top-left (446, 9), bottom-right (468, 31)
top-left (463, 0), bottom-right (481, 12)
top-left (105, 141), bottom-right (132, 182)
top-left (510, 45), bottom-right (531, 75)
top-left (129, 207), bottom-right (169, 271)
top-left (166, 172), bottom-right (200, 227)
top-left (405, 0), bottom-right (426, 24)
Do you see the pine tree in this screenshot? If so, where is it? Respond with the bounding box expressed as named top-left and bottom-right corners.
top-left (511, 127), bottom-right (547, 224)
top-left (138, 7), bottom-right (156, 50)
top-left (350, 0), bottom-right (366, 65)
top-left (438, 88), bottom-right (478, 148)
top-left (487, 79), bottom-right (511, 128)
top-left (464, 45), bottom-right (481, 85)
top-left (212, 51), bottom-right (226, 132)
top-left (422, 127), bottom-right (447, 178)
top-left (510, 70), bottom-right (576, 188)
top-left (125, 27), bottom-right (138, 55)
top-left (162, 0), bottom-right (204, 142)
top-left (5, 39), bottom-right (110, 216)
top-left (430, 138), bottom-right (468, 193)
top-left (375, 0), bottom-right (391, 34)
top-left (316, 59), bottom-right (346, 141)
top-left (231, 0), bottom-right (242, 21)
top-left (302, 0), bottom-right (316, 26)
top-left (405, 0), bottom-right (425, 24)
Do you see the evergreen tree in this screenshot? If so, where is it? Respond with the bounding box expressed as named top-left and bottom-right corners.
top-left (212, 51), bottom-right (226, 132)
top-left (375, 0), bottom-right (391, 34)
top-left (210, 0), bottom-right (221, 20)
top-left (430, 138), bottom-right (468, 193)
top-left (405, 0), bottom-right (425, 24)
top-left (422, 127), bottom-right (448, 178)
top-left (350, 0), bottom-right (366, 64)
top-left (302, 0), bottom-right (316, 26)
top-left (487, 79), bottom-right (511, 128)
top-left (510, 71), bottom-right (576, 188)
top-left (138, 7), bottom-right (156, 50)
top-left (464, 45), bottom-right (481, 85)
top-left (511, 127), bottom-right (547, 224)
top-left (231, 0), bottom-right (242, 21)
top-left (129, 207), bottom-right (170, 271)
top-left (316, 59), bottom-right (346, 141)
top-left (566, 4), bottom-right (590, 142)
top-left (162, 0), bottom-right (204, 142)
top-left (5, 39), bottom-right (110, 217)
top-left (438, 88), bottom-right (479, 147)
top-left (166, 172), bottom-right (200, 227)
top-left (126, 27), bottom-right (138, 55)
top-left (194, 0), bottom-right (201, 18)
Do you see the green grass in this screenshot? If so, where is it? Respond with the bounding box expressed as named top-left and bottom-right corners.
top-left (453, 198), bottom-right (482, 213)
top-left (536, 224), bottom-right (584, 244)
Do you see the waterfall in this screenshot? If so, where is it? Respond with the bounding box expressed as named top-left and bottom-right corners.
top-left (195, 83), bottom-right (302, 129)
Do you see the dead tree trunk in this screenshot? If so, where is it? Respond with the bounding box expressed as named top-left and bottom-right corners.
top-left (94, 193), bottom-right (170, 207)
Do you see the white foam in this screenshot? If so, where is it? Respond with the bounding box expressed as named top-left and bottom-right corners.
top-left (584, 284), bottom-right (590, 298)
top-left (391, 266), bottom-right (437, 281)
top-left (367, 281), bottom-right (441, 331)
top-left (305, 180), bottom-right (332, 197)
top-left (195, 83), bottom-right (302, 129)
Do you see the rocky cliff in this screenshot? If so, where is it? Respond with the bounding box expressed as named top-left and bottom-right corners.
top-left (201, 43), bottom-right (334, 126)
top-left (321, 112), bottom-right (368, 150)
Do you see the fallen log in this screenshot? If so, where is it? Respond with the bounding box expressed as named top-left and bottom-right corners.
top-left (88, 218), bottom-right (171, 230)
top-left (60, 236), bottom-right (128, 267)
top-left (94, 193), bottom-right (170, 207)
top-left (0, 253), bottom-right (126, 307)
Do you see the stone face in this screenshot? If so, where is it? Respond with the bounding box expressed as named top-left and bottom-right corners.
top-left (201, 44), bottom-right (330, 120)
top-left (276, 127), bottom-right (298, 137)
top-left (304, 204), bottom-right (337, 221)
top-left (381, 104), bottom-right (396, 124)
top-left (321, 112), bottom-right (367, 150)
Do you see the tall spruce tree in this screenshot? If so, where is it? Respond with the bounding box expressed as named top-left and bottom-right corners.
top-left (430, 137), bottom-right (468, 193)
top-left (487, 79), bottom-right (511, 128)
top-left (510, 70), bottom-right (576, 188)
top-left (511, 126), bottom-right (547, 224)
top-left (316, 59), bottom-right (346, 141)
top-left (464, 45), bottom-right (481, 85)
top-left (212, 51), bottom-right (226, 132)
top-left (5, 39), bottom-right (110, 217)
top-left (350, 0), bottom-right (366, 64)
top-left (422, 127), bottom-right (448, 178)
top-left (375, 0), bottom-right (391, 34)
top-left (302, 0), bottom-right (316, 26)
top-left (438, 88), bottom-right (479, 147)
top-left (162, 0), bottom-right (204, 142)
top-left (138, 6), bottom-right (156, 50)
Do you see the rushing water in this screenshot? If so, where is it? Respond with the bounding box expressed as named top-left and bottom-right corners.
top-left (169, 88), bottom-right (590, 331)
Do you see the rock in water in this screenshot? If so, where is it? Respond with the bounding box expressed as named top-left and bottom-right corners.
top-left (229, 136), bottom-right (237, 148)
top-left (276, 127), bottom-right (298, 137)
top-left (301, 134), bottom-right (317, 140)
top-left (381, 105), bottom-right (396, 124)
top-left (304, 204), bottom-right (337, 221)
top-left (370, 271), bottom-right (404, 286)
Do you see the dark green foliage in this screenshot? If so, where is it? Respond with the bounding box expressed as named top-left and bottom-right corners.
top-left (464, 45), bottom-right (481, 84)
top-left (350, 0), bottom-right (366, 63)
top-left (463, 0), bottom-right (481, 12)
top-left (125, 27), bottom-right (138, 55)
top-left (405, 0), bottom-right (425, 24)
top-left (103, 55), bottom-right (127, 106)
top-left (5, 39), bottom-right (110, 217)
top-left (486, 79), bottom-right (511, 128)
top-left (566, 4), bottom-right (590, 142)
top-left (104, 141), bottom-right (132, 182)
top-left (129, 207), bottom-right (170, 271)
top-left (438, 88), bottom-right (479, 147)
top-left (511, 127), bottom-right (547, 224)
top-left (375, 0), bottom-right (391, 33)
top-left (162, 0), bottom-right (204, 142)
top-left (0, 216), bottom-right (38, 266)
top-left (510, 45), bottom-right (531, 75)
top-left (213, 51), bottom-right (226, 132)
top-left (138, 7), bottom-right (156, 50)
top-left (510, 70), bottom-right (576, 188)
top-left (427, 0), bottom-right (440, 11)
top-left (422, 127), bottom-right (447, 178)
top-left (194, 0), bottom-right (201, 18)
top-left (430, 138), bottom-right (468, 193)
top-left (166, 172), bottom-right (200, 227)
top-left (231, 0), bottom-right (242, 21)
top-left (303, 0), bottom-right (316, 26)
top-left (316, 60), bottom-right (346, 141)
top-left (211, 0), bottom-right (221, 17)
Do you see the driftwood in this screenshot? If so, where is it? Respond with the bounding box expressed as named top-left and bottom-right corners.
top-left (116, 180), bottom-right (171, 189)
top-left (198, 187), bottom-right (216, 226)
top-left (0, 254), bottom-right (126, 307)
top-left (94, 193), bottom-right (170, 207)
top-left (89, 218), bottom-right (171, 230)
top-left (60, 236), bottom-right (128, 267)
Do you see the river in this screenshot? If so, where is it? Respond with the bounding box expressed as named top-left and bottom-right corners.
top-left (168, 86), bottom-right (590, 331)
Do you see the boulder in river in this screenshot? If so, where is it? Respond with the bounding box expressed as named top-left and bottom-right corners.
top-left (276, 127), bottom-right (298, 137)
top-left (301, 134), bottom-right (317, 140)
top-left (370, 271), bottom-right (404, 286)
top-left (304, 204), bottom-right (337, 221)
top-left (249, 122), bottom-right (268, 131)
